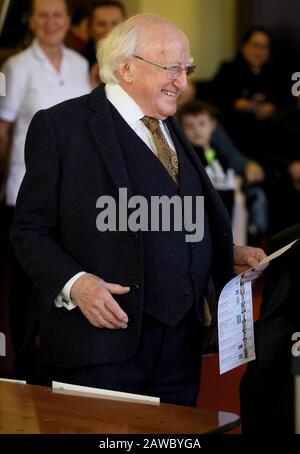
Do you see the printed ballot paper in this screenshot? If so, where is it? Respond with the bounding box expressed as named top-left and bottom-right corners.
top-left (218, 239), bottom-right (299, 374)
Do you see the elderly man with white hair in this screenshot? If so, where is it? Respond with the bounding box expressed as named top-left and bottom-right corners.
top-left (12, 14), bottom-right (266, 406)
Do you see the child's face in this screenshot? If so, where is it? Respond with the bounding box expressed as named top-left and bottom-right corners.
top-left (181, 113), bottom-right (216, 147)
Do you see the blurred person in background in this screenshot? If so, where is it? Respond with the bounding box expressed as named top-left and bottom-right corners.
top-left (177, 96), bottom-right (267, 244)
top-left (240, 223), bottom-right (300, 434)
top-left (211, 26), bottom-right (279, 164)
top-left (84, 0), bottom-right (126, 87)
top-left (0, 0), bottom-right (91, 376)
top-left (177, 82), bottom-right (265, 185)
top-left (65, 4), bottom-right (89, 54)
top-left (178, 100), bottom-right (238, 217)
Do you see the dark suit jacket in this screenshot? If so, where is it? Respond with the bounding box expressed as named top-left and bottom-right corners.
top-left (240, 224), bottom-right (300, 434)
top-left (11, 85), bottom-right (233, 367)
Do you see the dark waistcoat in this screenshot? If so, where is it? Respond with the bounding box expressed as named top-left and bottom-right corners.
top-left (111, 106), bottom-right (213, 326)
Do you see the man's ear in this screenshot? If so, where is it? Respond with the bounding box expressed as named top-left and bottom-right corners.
top-left (118, 61), bottom-right (134, 83)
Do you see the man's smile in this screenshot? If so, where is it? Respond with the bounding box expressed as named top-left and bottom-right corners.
top-left (161, 89), bottom-right (177, 97)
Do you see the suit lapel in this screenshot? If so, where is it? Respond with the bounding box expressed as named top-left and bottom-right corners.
top-left (88, 85), bottom-right (133, 198)
top-left (87, 86), bottom-right (229, 239)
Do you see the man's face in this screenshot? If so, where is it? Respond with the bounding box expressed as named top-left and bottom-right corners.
top-left (29, 0), bottom-right (70, 48)
top-left (90, 6), bottom-right (124, 42)
top-left (181, 113), bottom-right (216, 148)
top-left (121, 31), bottom-right (191, 119)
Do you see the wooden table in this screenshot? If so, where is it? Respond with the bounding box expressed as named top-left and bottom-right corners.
top-left (0, 382), bottom-right (240, 434)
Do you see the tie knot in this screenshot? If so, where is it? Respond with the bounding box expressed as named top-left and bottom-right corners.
top-left (141, 116), bottom-right (160, 134)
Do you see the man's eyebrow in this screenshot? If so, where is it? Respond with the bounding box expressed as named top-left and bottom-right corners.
top-left (179, 57), bottom-right (194, 65)
top-left (171, 58), bottom-right (194, 66)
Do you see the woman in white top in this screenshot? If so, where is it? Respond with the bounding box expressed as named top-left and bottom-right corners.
top-left (0, 0), bottom-right (91, 373)
top-left (0, 0), bottom-right (91, 206)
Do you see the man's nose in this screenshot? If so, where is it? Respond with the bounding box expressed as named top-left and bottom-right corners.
top-left (173, 70), bottom-right (188, 91)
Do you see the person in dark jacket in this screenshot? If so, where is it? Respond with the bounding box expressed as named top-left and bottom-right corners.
top-left (265, 100), bottom-right (300, 233)
top-left (240, 223), bottom-right (300, 434)
top-left (11, 15), bottom-right (266, 405)
top-left (211, 26), bottom-right (279, 163)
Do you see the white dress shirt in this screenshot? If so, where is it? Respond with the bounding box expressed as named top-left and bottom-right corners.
top-left (105, 83), bottom-right (175, 153)
top-left (56, 82), bottom-right (176, 309)
top-left (0, 39), bottom-right (91, 206)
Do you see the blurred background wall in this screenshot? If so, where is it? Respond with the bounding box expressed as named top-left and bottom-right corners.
top-left (122, 0), bottom-right (238, 80)
top-left (2, 0), bottom-right (300, 76)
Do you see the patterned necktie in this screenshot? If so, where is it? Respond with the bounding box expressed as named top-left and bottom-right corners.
top-left (141, 116), bottom-right (179, 185)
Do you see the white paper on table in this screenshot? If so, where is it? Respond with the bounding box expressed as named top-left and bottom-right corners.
top-left (0, 378), bottom-right (26, 384)
top-left (218, 238), bottom-right (299, 374)
top-left (52, 381), bottom-right (160, 404)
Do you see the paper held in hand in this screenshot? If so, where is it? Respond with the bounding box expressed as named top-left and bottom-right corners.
top-left (218, 239), bottom-right (299, 375)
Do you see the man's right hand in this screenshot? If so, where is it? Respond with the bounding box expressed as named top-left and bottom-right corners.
top-left (70, 273), bottom-right (130, 329)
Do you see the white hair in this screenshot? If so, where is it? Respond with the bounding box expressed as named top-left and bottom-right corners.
top-left (96, 14), bottom-right (178, 84)
top-left (96, 20), bottom-right (140, 84)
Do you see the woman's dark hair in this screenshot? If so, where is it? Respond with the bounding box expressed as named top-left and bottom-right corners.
top-left (29, 0), bottom-right (73, 17)
top-left (71, 6), bottom-right (89, 26)
top-left (240, 26), bottom-right (273, 48)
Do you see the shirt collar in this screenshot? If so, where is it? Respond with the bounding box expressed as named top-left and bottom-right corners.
top-left (31, 39), bottom-right (67, 67)
top-left (105, 83), bottom-right (145, 126)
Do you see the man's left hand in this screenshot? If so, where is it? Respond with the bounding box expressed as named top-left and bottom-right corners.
top-left (233, 245), bottom-right (268, 281)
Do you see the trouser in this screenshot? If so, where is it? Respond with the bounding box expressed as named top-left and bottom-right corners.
top-left (40, 309), bottom-right (203, 407)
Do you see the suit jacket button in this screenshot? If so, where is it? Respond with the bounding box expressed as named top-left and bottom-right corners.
top-left (131, 283), bottom-right (140, 293)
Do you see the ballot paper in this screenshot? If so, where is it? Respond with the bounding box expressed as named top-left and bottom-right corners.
top-left (218, 239), bottom-right (299, 374)
top-left (52, 381), bottom-right (160, 404)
